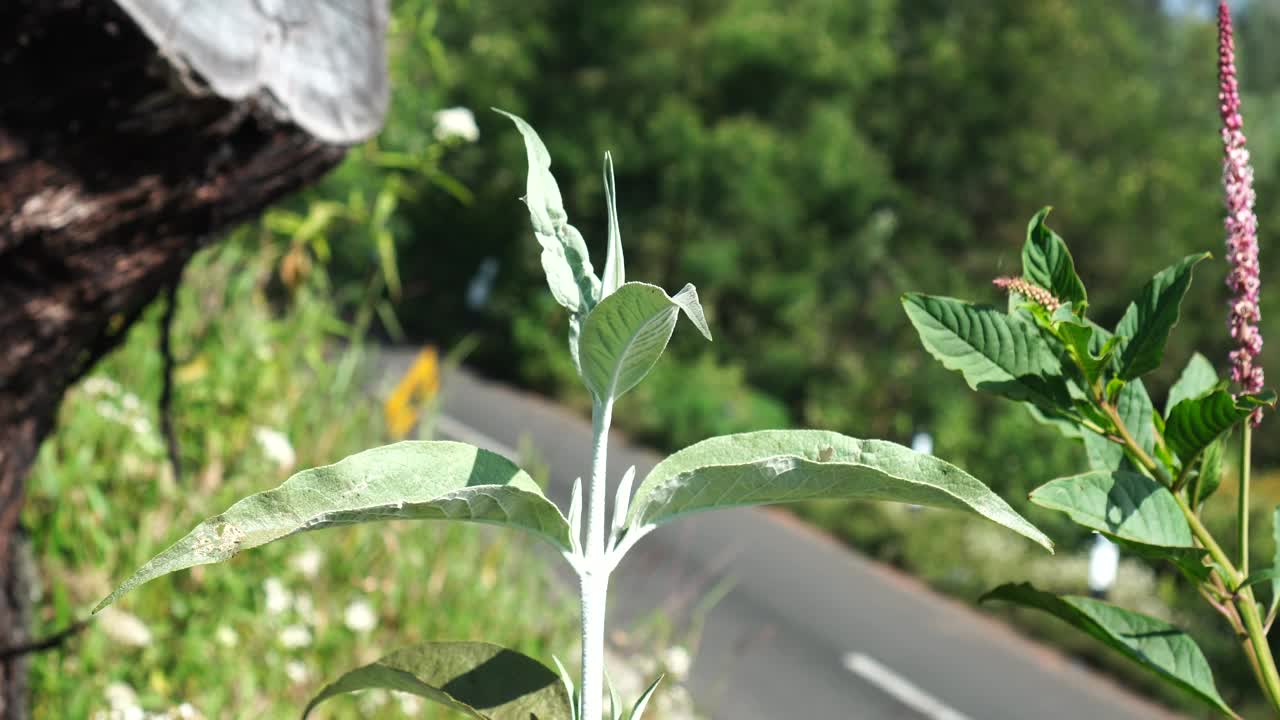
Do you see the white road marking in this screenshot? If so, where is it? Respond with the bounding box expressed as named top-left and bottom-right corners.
top-left (434, 414), bottom-right (521, 459)
top-left (842, 652), bottom-right (972, 720)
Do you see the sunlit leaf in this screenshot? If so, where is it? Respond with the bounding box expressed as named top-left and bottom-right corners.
top-left (1165, 390), bottom-right (1275, 466)
top-left (1165, 353), bottom-right (1219, 417)
top-left (1112, 254), bottom-right (1209, 380)
top-left (625, 430), bottom-right (1051, 551)
top-left (902, 293), bottom-right (1071, 411)
top-left (1022, 207), bottom-right (1087, 306)
top-left (579, 282), bottom-right (711, 404)
top-left (96, 442), bottom-right (571, 611)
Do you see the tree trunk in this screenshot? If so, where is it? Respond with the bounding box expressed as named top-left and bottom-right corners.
top-left (0, 2), bottom-right (348, 715)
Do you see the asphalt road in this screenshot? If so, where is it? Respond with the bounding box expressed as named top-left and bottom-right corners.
top-left (373, 351), bottom-right (1182, 720)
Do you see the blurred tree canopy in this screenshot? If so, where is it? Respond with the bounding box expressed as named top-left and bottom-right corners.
top-left (295, 0), bottom-right (1280, 475)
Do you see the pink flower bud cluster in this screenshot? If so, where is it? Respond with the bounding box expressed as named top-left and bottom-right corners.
top-left (1218, 1), bottom-right (1264, 423)
top-left (993, 276), bottom-right (1061, 313)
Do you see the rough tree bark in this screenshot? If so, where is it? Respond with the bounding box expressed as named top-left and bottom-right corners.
top-left (0, 2), bottom-right (384, 716)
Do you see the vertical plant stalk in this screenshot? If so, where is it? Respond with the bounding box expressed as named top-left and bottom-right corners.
top-left (579, 398), bottom-right (614, 720)
top-left (1239, 425), bottom-right (1251, 576)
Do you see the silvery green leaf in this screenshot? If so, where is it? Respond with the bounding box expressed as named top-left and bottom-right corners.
top-left (497, 109), bottom-right (601, 316)
top-left (552, 655), bottom-right (579, 720)
top-left (568, 477), bottom-right (583, 555)
top-left (628, 675), bottom-right (664, 720)
top-left (625, 430), bottom-right (1051, 551)
top-left (302, 642), bottom-right (572, 719)
top-left (95, 442), bottom-right (571, 611)
top-left (579, 282), bottom-right (712, 404)
top-left (605, 669), bottom-right (622, 720)
top-left (611, 466), bottom-right (636, 543)
top-left (601, 152), bottom-right (626, 298)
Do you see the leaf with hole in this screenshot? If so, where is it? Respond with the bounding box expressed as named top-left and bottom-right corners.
top-left (578, 282), bottom-right (711, 404)
top-left (982, 583), bottom-right (1235, 717)
top-left (625, 430), bottom-right (1051, 551)
top-left (302, 642), bottom-right (573, 719)
top-left (95, 442), bottom-right (571, 611)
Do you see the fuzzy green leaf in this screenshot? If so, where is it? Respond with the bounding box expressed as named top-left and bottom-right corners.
top-left (982, 584), bottom-right (1234, 716)
top-left (1022, 207), bottom-right (1087, 306)
top-left (302, 642), bottom-right (572, 719)
top-left (625, 430), bottom-right (1051, 551)
top-left (579, 282), bottom-right (711, 404)
top-left (902, 293), bottom-right (1071, 411)
top-left (1112, 254), bottom-right (1209, 380)
top-left (601, 152), bottom-right (625, 298)
top-left (1165, 353), bottom-right (1219, 417)
top-left (497, 109), bottom-right (600, 316)
top-left (95, 442), bottom-right (571, 612)
top-left (1165, 390), bottom-right (1275, 466)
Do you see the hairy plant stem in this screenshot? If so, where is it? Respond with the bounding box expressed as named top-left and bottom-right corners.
top-left (579, 398), bottom-right (614, 720)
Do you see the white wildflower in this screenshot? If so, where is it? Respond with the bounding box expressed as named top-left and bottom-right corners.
top-left (290, 547), bottom-right (323, 580)
top-left (294, 593), bottom-right (316, 623)
top-left (214, 625), bottom-right (238, 648)
top-left (169, 703), bottom-right (203, 720)
top-left (344, 598), bottom-right (377, 633)
top-left (83, 376), bottom-right (123, 397)
top-left (285, 661), bottom-right (310, 685)
top-left (662, 645), bottom-right (691, 681)
top-left (98, 607), bottom-right (152, 648)
top-left (279, 624), bottom-right (312, 649)
top-left (263, 577), bottom-right (292, 615)
top-left (253, 427), bottom-right (296, 471)
top-left (102, 681), bottom-right (144, 720)
top-left (432, 107), bottom-right (479, 143)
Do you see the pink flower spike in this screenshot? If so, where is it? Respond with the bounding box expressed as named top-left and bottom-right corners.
top-left (993, 276), bottom-right (1061, 313)
top-left (1218, 1), bottom-right (1265, 424)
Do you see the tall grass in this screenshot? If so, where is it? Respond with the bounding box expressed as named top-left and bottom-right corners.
top-left (23, 239), bottom-right (576, 718)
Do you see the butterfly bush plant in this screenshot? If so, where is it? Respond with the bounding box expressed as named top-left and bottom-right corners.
top-left (902, 5), bottom-right (1275, 717)
top-left (92, 109), bottom-right (1054, 720)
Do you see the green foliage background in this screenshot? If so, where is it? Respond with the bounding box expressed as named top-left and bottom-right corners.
top-left (261, 0), bottom-right (1280, 714)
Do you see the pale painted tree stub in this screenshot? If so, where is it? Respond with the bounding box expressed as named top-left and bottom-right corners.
top-left (113, 0), bottom-right (390, 143)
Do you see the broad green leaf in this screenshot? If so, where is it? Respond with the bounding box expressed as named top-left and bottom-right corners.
top-left (1190, 437), bottom-right (1226, 507)
top-left (1030, 471), bottom-right (1194, 547)
top-left (1022, 207), bottom-right (1087, 306)
top-left (982, 584), bottom-right (1234, 716)
top-left (579, 282), bottom-right (711, 404)
top-left (1082, 429), bottom-right (1125, 472)
top-left (497, 110), bottom-right (600, 317)
top-left (601, 152), bottom-right (625, 298)
top-left (1116, 379), bottom-right (1155, 461)
top-left (1165, 353), bottom-right (1219, 417)
top-left (625, 430), bottom-right (1052, 551)
top-left (1112, 254), bottom-right (1209, 380)
top-left (902, 293), bottom-right (1071, 411)
top-left (95, 442), bottom-right (571, 612)
top-left (1165, 390), bottom-right (1276, 466)
top-left (302, 642), bottom-right (572, 720)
